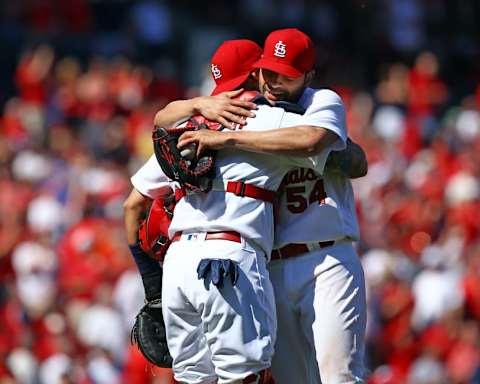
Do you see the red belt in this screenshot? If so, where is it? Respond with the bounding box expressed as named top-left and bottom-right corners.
top-left (175, 181), bottom-right (276, 203)
top-left (271, 241), bottom-right (335, 260)
top-left (172, 231), bottom-right (241, 243)
top-left (243, 368), bottom-right (273, 383)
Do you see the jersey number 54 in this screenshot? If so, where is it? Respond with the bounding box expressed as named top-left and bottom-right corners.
top-left (285, 180), bottom-right (327, 214)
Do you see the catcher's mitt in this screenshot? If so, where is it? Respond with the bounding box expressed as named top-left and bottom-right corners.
top-left (153, 116), bottom-right (221, 193)
top-left (131, 298), bottom-right (173, 368)
top-left (152, 91), bottom-right (264, 193)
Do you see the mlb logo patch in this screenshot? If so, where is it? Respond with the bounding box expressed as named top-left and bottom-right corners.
top-left (211, 64), bottom-right (222, 79)
top-left (184, 232), bottom-right (207, 241)
top-left (274, 40), bottom-right (286, 58)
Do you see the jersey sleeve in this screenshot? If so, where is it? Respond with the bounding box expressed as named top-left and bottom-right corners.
top-left (241, 102), bottom-right (343, 175)
top-left (275, 111), bottom-right (332, 175)
top-left (131, 155), bottom-right (173, 199)
top-left (301, 89), bottom-right (347, 151)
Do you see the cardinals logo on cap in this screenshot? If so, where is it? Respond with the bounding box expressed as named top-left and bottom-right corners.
top-left (274, 40), bottom-right (286, 58)
top-left (211, 64), bottom-right (222, 80)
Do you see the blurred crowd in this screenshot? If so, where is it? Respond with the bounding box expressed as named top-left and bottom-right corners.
top-left (0, 44), bottom-right (181, 383)
top-left (349, 51), bottom-right (480, 383)
top-left (0, 1), bottom-right (480, 384)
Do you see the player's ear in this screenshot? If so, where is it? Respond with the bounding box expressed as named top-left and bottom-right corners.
top-left (304, 70), bottom-right (315, 87)
top-left (242, 70), bottom-right (260, 91)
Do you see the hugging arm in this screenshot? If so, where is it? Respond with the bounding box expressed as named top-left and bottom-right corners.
top-left (154, 90), bottom-right (257, 129)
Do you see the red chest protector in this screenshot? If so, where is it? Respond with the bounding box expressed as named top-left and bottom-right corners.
top-left (138, 196), bottom-right (175, 261)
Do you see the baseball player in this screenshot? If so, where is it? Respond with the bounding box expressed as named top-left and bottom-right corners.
top-left (122, 41), bottom-right (262, 379)
top-left (123, 42), bottom-right (258, 302)
top-left (129, 39), bottom-right (344, 384)
top-left (178, 29), bottom-right (367, 383)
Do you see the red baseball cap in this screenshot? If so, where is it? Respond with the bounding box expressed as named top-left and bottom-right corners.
top-left (210, 39), bottom-right (262, 95)
top-left (254, 28), bottom-right (315, 78)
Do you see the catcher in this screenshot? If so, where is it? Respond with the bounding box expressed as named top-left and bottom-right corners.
top-left (127, 107), bottom-right (254, 369)
top-left (123, 43), bottom-right (259, 372)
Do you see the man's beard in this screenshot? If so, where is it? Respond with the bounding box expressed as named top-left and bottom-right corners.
top-left (261, 83), bottom-right (304, 104)
top-left (261, 83), bottom-right (290, 103)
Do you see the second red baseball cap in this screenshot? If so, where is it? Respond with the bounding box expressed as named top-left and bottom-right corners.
top-left (254, 28), bottom-right (315, 78)
top-left (210, 39), bottom-right (262, 95)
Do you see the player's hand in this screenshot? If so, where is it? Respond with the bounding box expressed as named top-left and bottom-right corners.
top-left (194, 89), bottom-right (257, 129)
top-left (178, 130), bottom-right (229, 157)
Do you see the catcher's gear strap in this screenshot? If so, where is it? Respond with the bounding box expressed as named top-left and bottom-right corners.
top-left (144, 200), bottom-right (172, 257)
top-left (174, 180), bottom-right (276, 203)
top-left (138, 197), bottom-right (174, 261)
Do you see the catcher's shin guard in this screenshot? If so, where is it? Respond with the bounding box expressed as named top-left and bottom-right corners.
top-left (243, 368), bottom-right (275, 384)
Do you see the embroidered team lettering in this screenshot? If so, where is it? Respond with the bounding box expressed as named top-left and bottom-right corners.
top-left (211, 64), bottom-right (222, 79)
top-left (283, 168), bottom-right (317, 186)
top-left (274, 40), bottom-right (286, 58)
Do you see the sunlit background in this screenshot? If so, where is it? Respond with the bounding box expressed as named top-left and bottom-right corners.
top-left (1, 1), bottom-right (480, 383)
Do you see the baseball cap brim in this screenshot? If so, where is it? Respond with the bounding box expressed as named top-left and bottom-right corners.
top-left (211, 72), bottom-right (250, 95)
top-left (253, 57), bottom-right (303, 78)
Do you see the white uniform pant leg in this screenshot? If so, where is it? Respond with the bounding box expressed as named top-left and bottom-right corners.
top-left (162, 239), bottom-right (277, 384)
top-left (302, 243), bottom-right (367, 384)
top-left (269, 243), bottom-right (367, 384)
top-left (162, 241), bottom-right (216, 384)
top-left (268, 260), bottom-right (313, 384)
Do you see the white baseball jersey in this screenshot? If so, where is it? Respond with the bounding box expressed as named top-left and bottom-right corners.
top-left (274, 88), bottom-right (359, 248)
top-left (131, 103), bottom-right (341, 256)
top-left (268, 88), bottom-right (367, 383)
